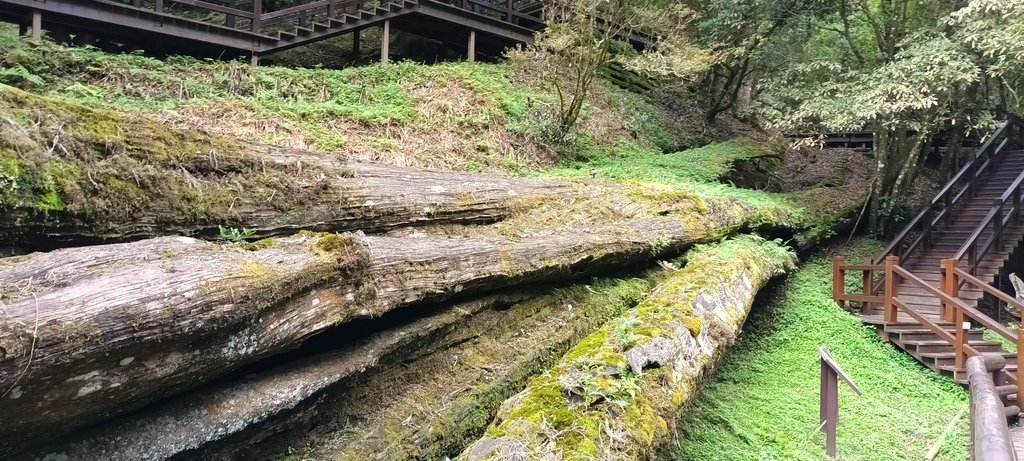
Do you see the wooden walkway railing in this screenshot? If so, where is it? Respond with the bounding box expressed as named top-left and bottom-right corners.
top-left (968, 355), bottom-right (1019, 461)
top-left (834, 256), bottom-right (1024, 383)
top-left (874, 117), bottom-right (1024, 266)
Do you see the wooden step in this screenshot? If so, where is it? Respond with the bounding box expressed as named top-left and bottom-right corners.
top-left (899, 339), bottom-right (1004, 354)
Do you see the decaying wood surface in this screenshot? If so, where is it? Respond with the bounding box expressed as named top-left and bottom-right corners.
top-left (1, 145), bottom-right (572, 247)
top-left (0, 196), bottom-right (782, 453)
top-left (18, 291), bottom-right (538, 461)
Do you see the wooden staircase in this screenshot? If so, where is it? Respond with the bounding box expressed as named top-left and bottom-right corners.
top-left (834, 117), bottom-right (1024, 389)
top-left (0, 0), bottom-right (542, 59)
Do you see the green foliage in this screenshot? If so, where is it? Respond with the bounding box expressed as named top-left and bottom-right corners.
top-left (545, 138), bottom-right (773, 184)
top-left (507, 0), bottom-right (710, 140)
top-left (0, 64), bottom-right (43, 87)
top-left (218, 225), bottom-right (254, 244)
top-left (665, 239), bottom-right (969, 461)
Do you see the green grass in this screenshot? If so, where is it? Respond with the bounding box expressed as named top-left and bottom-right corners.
top-left (544, 139), bottom-right (774, 184)
top-left (663, 239), bottom-right (969, 461)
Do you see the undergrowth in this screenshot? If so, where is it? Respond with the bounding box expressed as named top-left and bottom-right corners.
top-left (664, 239), bottom-right (969, 461)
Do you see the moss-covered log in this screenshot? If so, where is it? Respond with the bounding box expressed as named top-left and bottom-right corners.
top-left (0, 198), bottom-right (789, 454)
top-left (458, 236), bottom-right (797, 461)
top-left (18, 290), bottom-right (541, 461)
top-left (0, 85), bottom-right (571, 247)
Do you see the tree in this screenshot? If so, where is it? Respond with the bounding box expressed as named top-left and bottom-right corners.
top-left (758, 0), bottom-right (1024, 234)
top-left (510, 0), bottom-right (710, 142)
top-left (687, 0), bottom-right (822, 124)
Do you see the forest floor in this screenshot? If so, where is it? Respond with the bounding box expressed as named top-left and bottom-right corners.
top-left (663, 239), bottom-right (969, 461)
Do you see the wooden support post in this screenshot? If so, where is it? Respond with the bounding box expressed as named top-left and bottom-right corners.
top-left (819, 347), bottom-right (862, 458)
top-left (30, 10), bottom-right (41, 45)
top-left (155, 0), bottom-right (164, 14)
top-left (225, 0), bottom-right (236, 27)
top-left (380, 20), bottom-right (390, 63)
top-left (250, 53), bottom-right (259, 66)
top-left (251, 0), bottom-right (262, 33)
top-left (832, 256), bottom-right (845, 307)
top-left (884, 256), bottom-right (899, 324)
top-left (1018, 323), bottom-right (1023, 387)
top-left (352, 30), bottom-right (361, 57)
top-left (955, 307), bottom-right (968, 370)
top-left (467, 30), bottom-right (476, 63)
top-left (941, 259), bottom-right (957, 321)
top-left (861, 264), bottom-right (872, 315)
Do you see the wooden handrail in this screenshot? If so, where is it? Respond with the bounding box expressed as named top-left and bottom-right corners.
top-left (954, 138), bottom-right (1024, 275)
top-left (876, 120), bottom-right (1017, 265)
top-left (899, 266), bottom-right (1016, 345)
top-left (955, 268), bottom-right (1024, 334)
top-left (967, 355), bottom-right (1018, 461)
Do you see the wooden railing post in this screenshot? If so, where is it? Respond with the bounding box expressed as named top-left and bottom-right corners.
top-left (861, 262), bottom-right (872, 315)
top-left (995, 199), bottom-right (1004, 248)
top-left (956, 306), bottom-right (969, 370)
top-left (832, 256), bottom-right (846, 307)
top-left (251, 0), bottom-right (262, 33)
top-left (1018, 322), bottom-right (1023, 387)
top-left (884, 256), bottom-right (899, 323)
top-left (941, 259), bottom-right (957, 322)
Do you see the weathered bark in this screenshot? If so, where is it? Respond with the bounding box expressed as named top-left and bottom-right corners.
top-left (0, 144), bottom-right (571, 247)
top-left (17, 291), bottom-right (540, 461)
top-left (0, 199), bottom-right (787, 453)
top-left (458, 236), bottom-right (796, 461)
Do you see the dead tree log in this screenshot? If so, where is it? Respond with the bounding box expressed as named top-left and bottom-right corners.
top-left (0, 198), bottom-right (786, 454)
top-left (0, 86), bottom-right (570, 247)
top-left (458, 236), bottom-right (797, 461)
top-left (18, 291), bottom-right (540, 461)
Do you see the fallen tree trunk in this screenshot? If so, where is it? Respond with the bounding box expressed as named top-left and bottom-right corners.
top-left (0, 196), bottom-right (788, 453)
top-left (0, 86), bottom-right (570, 247)
top-left (458, 236), bottom-right (796, 461)
top-left (26, 274), bottom-right (659, 461)
top-left (18, 290), bottom-right (541, 461)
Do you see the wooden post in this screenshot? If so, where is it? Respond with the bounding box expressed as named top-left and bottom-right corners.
top-left (1018, 323), bottom-right (1023, 387)
top-left (467, 30), bottom-right (476, 63)
top-left (861, 263), bottom-right (871, 315)
top-left (941, 259), bottom-right (957, 321)
top-left (352, 30), bottom-right (361, 57)
top-left (994, 199), bottom-right (1003, 248)
top-left (380, 20), bottom-right (390, 63)
top-left (225, 0), bottom-right (236, 27)
top-left (884, 256), bottom-right (899, 324)
top-left (819, 347), bottom-right (862, 458)
top-left (155, 0), bottom-right (164, 14)
top-left (251, 0), bottom-right (262, 33)
top-left (30, 10), bottom-right (41, 45)
top-left (832, 256), bottom-right (845, 307)
top-left (250, 53), bottom-right (259, 66)
top-left (956, 307), bottom-right (968, 370)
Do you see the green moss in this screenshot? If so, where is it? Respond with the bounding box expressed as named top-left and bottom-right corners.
top-left (313, 233), bottom-right (354, 254)
top-left (472, 237), bottom-right (796, 460)
top-left (36, 188), bottom-right (64, 211)
top-left (665, 239), bottom-right (970, 461)
top-left (240, 237), bottom-right (276, 251)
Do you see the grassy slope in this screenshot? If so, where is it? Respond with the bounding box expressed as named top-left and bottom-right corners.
top-left (663, 239), bottom-right (969, 461)
top-left (0, 23), bottom-right (801, 220)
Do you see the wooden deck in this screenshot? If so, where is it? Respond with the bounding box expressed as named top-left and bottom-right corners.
top-left (0, 0), bottom-right (545, 61)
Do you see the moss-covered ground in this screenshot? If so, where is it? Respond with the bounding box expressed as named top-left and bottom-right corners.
top-left (663, 239), bottom-right (969, 461)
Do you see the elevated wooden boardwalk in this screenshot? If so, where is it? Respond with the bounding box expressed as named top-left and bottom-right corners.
top-left (835, 117), bottom-right (1024, 459)
top-left (0, 0), bottom-right (544, 62)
